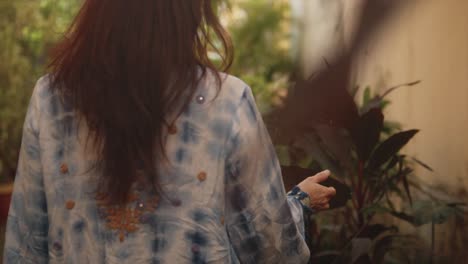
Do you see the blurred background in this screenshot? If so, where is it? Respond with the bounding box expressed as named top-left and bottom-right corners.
top-left (0, 0), bottom-right (467, 263)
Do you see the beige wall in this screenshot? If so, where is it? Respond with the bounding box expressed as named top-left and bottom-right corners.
top-left (299, 0), bottom-right (468, 255)
top-left (301, 0), bottom-right (468, 192)
top-left (350, 0), bottom-right (468, 192)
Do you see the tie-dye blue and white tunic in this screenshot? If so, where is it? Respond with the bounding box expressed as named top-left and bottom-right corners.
top-left (3, 73), bottom-right (310, 263)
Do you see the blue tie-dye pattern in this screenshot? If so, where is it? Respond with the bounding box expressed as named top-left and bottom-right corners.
top-left (3, 73), bottom-right (310, 263)
top-left (181, 121), bottom-right (200, 144)
top-left (176, 148), bottom-right (190, 163)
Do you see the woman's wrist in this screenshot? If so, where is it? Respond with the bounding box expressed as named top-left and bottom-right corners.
top-left (288, 185), bottom-right (314, 213)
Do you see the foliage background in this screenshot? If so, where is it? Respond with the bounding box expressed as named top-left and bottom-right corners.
top-left (0, 0), bottom-right (79, 182)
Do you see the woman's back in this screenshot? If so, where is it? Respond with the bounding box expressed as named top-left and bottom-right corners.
top-left (2, 0), bottom-right (321, 263)
top-left (4, 73), bottom-right (310, 263)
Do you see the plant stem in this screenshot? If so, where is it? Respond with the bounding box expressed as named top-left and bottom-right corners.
top-left (350, 165), bottom-right (357, 190)
top-left (357, 161), bottom-right (365, 227)
top-left (331, 221), bottom-right (371, 264)
top-left (362, 177), bottom-right (370, 205)
top-left (431, 220), bottom-right (435, 264)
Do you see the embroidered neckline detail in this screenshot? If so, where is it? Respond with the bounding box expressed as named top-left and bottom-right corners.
top-left (96, 192), bottom-right (159, 242)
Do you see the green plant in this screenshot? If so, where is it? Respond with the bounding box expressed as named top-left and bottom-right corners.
top-left (224, 0), bottom-right (294, 113)
top-left (281, 81), bottom-right (466, 263)
top-left (0, 0), bottom-right (78, 183)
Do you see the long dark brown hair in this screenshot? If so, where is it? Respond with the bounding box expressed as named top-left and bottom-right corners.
top-left (49, 0), bottom-right (233, 204)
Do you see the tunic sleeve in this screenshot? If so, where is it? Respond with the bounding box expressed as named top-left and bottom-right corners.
top-left (3, 79), bottom-right (49, 264)
top-left (224, 86), bottom-right (310, 264)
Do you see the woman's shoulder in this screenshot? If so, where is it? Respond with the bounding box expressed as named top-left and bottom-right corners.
top-left (30, 74), bottom-right (74, 121)
top-left (30, 74), bottom-right (58, 106)
top-left (32, 74), bottom-right (53, 97)
top-left (202, 71), bottom-right (252, 107)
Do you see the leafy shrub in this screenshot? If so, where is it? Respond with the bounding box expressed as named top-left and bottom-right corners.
top-left (278, 79), bottom-right (466, 263)
top-left (0, 0), bottom-right (78, 182)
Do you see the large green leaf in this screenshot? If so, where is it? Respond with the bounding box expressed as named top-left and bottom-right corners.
top-left (361, 204), bottom-right (392, 217)
top-left (357, 224), bottom-right (397, 240)
top-left (371, 234), bottom-right (422, 264)
top-left (351, 108), bottom-right (384, 162)
top-left (368, 130), bottom-right (419, 170)
top-left (360, 80), bottom-right (421, 114)
top-left (411, 157), bottom-right (434, 172)
top-left (313, 124), bottom-right (355, 170)
top-left (399, 167), bottom-right (413, 205)
top-left (386, 200), bottom-right (465, 226)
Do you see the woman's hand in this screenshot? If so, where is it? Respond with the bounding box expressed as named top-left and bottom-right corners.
top-left (297, 170), bottom-right (336, 211)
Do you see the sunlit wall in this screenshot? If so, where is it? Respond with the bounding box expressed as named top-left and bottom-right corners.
top-left (297, 0), bottom-right (468, 257)
top-left (300, 0), bottom-right (468, 194)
